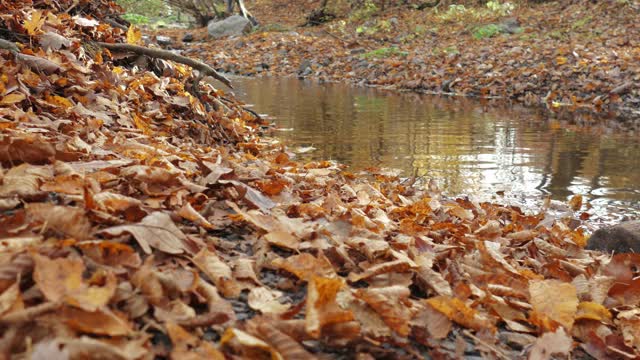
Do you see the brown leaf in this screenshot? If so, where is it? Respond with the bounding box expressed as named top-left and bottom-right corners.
top-left (39, 31), bottom-right (71, 51)
top-left (0, 163), bottom-right (51, 198)
top-left (0, 93), bottom-right (26, 105)
top-left (271, 253), bottom-right (336, 281)
top-left (425, 296), bottom-right (496, 332)
top-left (220, 327), bottom-right (280, 359)
top-left (528, 327), bottom-right (573, 360)
top-left (16, 53), bottom-right (62, 75)
top-left (166, 321), bottom-right (225, 359)
top-left (192, 248), bottom-right (241, 298)
top-left (263, 231), bottom-right (299, 250)
top-left (0, 281), bottom-right (22, 316)
top-left (248, 287), bottom-right (290, 314)
top-left (529, 279), bottom-right (578, 332)
top-left (354, 286), bottom-right (412, 336)
top-left (412, 302), bottom-right (452, 340)
top-left (0, 135), bottom-right (56, 165)
top-left (177, 202), bottom-right (214, 230)
top-left (27, 203), bottom-right (92, 240)
top-left (306, 276), bottom-right (354, 338)
top-left (33, 254), bottom-right (116, 311)
top-left (100, 212), bottom-right (189, 254)
top-left (256, 322), bottom-right (318, 360)
top-left (220, 180), bottom-right (276, 211)
top-left (62, 306), bottom-right (132, 336)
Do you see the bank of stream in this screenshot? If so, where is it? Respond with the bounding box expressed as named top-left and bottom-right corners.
top-left (232, 76), bottom-right (640, 227)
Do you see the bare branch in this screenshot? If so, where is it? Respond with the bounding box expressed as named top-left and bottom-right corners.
top-left (97, 42), bottom-right (232, 89)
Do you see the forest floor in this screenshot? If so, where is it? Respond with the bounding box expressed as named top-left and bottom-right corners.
top-left (157, 0), bottom-right (640, 127)
top-left (1, 0), bottom-right (640, 359)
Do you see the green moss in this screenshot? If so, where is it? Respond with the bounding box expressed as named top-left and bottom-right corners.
top-left (472, 24), bottom-right (502, 39)
top-left (361, 47), bottom-right (408, 59)
top-left (256, 23), bottom-right (291, 33)
top-left (571, 15), bottom-right (593, 30)
top-left (122, 13), bottom-right (149, 24)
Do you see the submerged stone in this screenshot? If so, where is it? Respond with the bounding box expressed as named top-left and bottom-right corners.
top-left (586, 220), bottom-right (640, 253)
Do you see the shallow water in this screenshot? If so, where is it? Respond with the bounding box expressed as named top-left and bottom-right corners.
top-left (231, 76), bottom-right (640, 225)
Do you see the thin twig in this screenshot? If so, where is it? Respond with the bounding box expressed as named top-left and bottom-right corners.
top-left (0, 302), bottom-right (61, 326)
top-left (103, 18), bottom-right (128, 31)
top-left (462, 329), bottom-right (510, 360)
top-left (96, 42), bottom-right (232, 89)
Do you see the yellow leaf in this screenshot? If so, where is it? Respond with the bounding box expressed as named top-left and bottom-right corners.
top-left (132, 113), bottom-right (151, 134)
top-left (556, 56), bottom-right (568, 65)
top-left (426, 296), bottom-right (496, 332)
top-left (0, 93), bottom-right (26, 105)
top-left (24, 10), bottom-right (45, 35)
top-left (46, 95), bottom-right (73, 109)
top-left (126, 25), bottom-right (142, 45)
top-left (575, 301), bottom-right (612, 322)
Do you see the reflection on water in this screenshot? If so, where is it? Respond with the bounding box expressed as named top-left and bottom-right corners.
top-left (232, 77), bottom-right (640, 223)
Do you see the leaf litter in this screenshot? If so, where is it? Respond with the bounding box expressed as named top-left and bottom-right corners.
top-left (0, 0), bottom-right (638, 359)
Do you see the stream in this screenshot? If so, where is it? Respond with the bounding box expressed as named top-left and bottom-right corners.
top-left (231, 76), bottom-right (640, 227)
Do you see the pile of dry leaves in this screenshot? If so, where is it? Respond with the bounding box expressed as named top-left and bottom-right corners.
top-left (1, 0), bottom-right (640, 359)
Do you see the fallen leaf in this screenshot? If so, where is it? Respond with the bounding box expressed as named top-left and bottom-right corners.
top-left (33, 254), bottom-right (116, 311)
top-left (271, 253), bottom-right (336, 281)
top-left (528, 327), bottom-right (573, 360)
top-left (529, 279), bottom-right (578, 331)
top-left (27, 203), bottom-right (92, 240)
top-left (192, 248), bottom-right (241, 298)
top-left (177, 202), bottom-right (214, 230)
top-left (306, 276), bottom-right (354, 338)
top-left (126, 26), bottom-right (142, 45)
top-left (0, 93), bottom-right (26, 105)
top-left (263, 231), bottom-right (299, 250)
top-left (426, 296), bottom-right (496, 332)
top-left (248, 287), bottom-right (290, 314)
top-left (39, 31), bottom-right (71, 51)
top-left (62, 306), bottom-right (132, 336)
top-left (100, 212), bottom-right (189, 254)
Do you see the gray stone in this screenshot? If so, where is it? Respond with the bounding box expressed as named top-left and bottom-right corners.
top-left (499, 18), bottom-right (521, 34)
top-left (207, 15), bottom-right (252, 39)
top-left (586, 220), bottom-right (640, 253)
top-left (182, 33), bottom-right (194, 42)
top-left (298, 60), bottom-right (312, 75)
top-left (156, 35), bottom-right (172, 46)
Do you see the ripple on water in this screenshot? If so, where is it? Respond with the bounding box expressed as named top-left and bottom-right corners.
top-left (232, 76), bottom-right (640, 226)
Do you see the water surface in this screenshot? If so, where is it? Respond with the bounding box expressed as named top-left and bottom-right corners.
top-left (232, 77), bottom-right (640, 225)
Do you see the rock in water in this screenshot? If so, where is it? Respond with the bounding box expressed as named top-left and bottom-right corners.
top-left (586, 220), bottom-right (640, 253)
top-left (207, 15), bottom-right (252, 39)
top-left (182, 33), bottom-right (194, 42)
top-left (156, 35), bottom-right (173, 46)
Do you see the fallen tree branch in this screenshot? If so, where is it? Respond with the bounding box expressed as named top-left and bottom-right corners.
top-left (96, 42), bottom-right (232, 89)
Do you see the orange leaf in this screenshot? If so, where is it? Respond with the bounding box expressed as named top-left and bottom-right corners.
top-left (46, 94), bottom-right (73, 109)
top-left (306, 276), bottom-right (354, 338)
top-left (271, 253), bottom-right (335, 281)
top-left (425, 296), bottom-right (496, 332)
